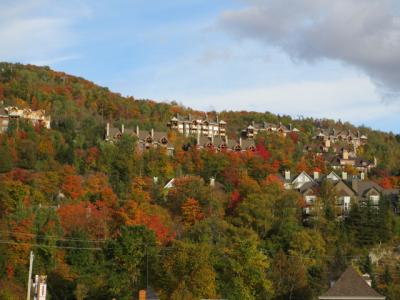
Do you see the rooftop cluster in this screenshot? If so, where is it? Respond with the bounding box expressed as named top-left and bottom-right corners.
top-left (0, 105), bottom-right (51, 132)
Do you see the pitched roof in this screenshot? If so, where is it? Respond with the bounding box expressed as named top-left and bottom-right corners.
top-left (319, 266), bottom-right (385, 299)
top-left (326, 171), bottom-right (341, 182)
top-left (241, 138), bottom-right (255, 150)
top-left (299, 181), bottom-right (317, 194)
top-left (334, 180), bottom-right (356, 197)
top-left (351, 180), bottom-right (383, 197)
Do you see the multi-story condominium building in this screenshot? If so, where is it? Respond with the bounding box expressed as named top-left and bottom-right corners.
top-left (167, 115), bottom-right (227, 137)
top-left (313, 128), bottom-right (368, 150)
top-left (0, 106), bottom-right (51, 132)
top-left (241, 121), bottom-right (300, 139)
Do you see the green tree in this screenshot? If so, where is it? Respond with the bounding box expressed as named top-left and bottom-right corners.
top-left (103, 226), bottom-right (158, 299)
top-left (0, 143), bottom-right (13, 172)
top-left (158, 241), bottom-right (217, 300)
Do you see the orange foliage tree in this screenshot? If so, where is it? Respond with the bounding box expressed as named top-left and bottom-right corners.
top-left (181, 197), bottom-right (204, 226)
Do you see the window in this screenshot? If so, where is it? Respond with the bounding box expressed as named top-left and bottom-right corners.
top-left (161, 137), bottom-right (168, 145)
top-left (337, 196), bottom-right (351, 209)
top-left (305, 195), bottom-right (316, 205)
top-left (343, 196), bottom-right (351, 212)
top-left (369, 195), bottom-right (380, 205)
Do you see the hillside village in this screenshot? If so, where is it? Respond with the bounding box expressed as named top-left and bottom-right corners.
top-left (100, 113), bottom-right (400, 223)
top-left (1, 63), bottom-right (400, 299)
top-left (1, 104), bottom-right (394, 221)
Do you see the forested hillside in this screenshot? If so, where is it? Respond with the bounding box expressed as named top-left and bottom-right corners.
top-left (0, 62), bottom-right (400, 299)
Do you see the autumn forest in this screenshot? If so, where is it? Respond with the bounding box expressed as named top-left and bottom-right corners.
top-left (1, 63), bottom-right (400, 299)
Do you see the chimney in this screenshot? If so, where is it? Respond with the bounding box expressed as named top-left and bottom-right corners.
top-left (360, 172), bottom-right (365, 180)
top-left (197, 130), bottom-right (200, 145)
top-left (210, 177), bottom-right (215, 187)
top-left (239, 137), bottom-right (242, 147)
top-left (342, 171), bottom-right (348, 180)
top-left (151, 128), bottom-right (154, 138)
top-left (153, 177), bottom-right (158, 184)
top-left (289, 123), bottom-right (292, 130)
top-left (342, 149), bottom-right (349, 160)
top-left (211, 129), bottom-right (214, 144)
top-left (185, 123), bottom-right (189, 137)
top-left (121, 124), bottom-right (125, 134)
top-left (313, 171), bottom-right (319, 180)
top-left (285, 170), bottom-right (291, 181)
top-left (106, 122), bottom-right (110, 138)
top-left (136, 125), bottom-right (139, 136)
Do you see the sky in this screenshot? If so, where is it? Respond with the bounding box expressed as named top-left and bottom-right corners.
top-left (1, 0), bottom-right (399, 133)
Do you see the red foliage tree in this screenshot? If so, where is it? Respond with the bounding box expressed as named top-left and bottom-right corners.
top-left (380, 177), bottom-right (394, 189)
top-left (256, 143), bottom-right (271, 161)
top-left (228, 190), bottom-right (241, 212)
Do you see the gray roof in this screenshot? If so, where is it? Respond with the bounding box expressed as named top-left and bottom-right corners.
top-left (351, 180), bottom-right (383, 197)
top-left (108, 127), bottom-right (122, 139)
top-left (319, 266), bottom-right (385, 299)
top-left (241, 138), bottom-right (255, 150)
top-left (299, 181), bottom-right (317, 194)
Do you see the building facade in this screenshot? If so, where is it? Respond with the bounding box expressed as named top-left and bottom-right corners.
top-left (241, 121), bottom-right (300, 139)
top-left (281, 170), bottom-right (399, 219)
top-left (313, 128), bottom-right (368, 150)
top-left (167, 115), bottom-right (227, 137)
top-left (105, 123), bottom-right (175, 155)
top-left (0, 106), bottom-right (51, 132)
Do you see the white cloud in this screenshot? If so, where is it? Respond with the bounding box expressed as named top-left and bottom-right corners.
top-left (220, 0), bottom-right (400, 101)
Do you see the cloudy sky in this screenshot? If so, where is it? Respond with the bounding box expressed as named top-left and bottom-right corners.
top-left (1, 0), bottom-right (399, 133)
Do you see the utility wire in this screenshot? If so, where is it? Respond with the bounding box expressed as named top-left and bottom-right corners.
top-left (0, 240), bottom-right (101, 250)
top-left (0, 230), bottom-right (108, 243)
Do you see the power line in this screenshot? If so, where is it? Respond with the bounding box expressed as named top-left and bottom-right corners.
top-left (0, 230), bottom-right (108, 243)
top-left (0, 239), bottom-right (101, 250)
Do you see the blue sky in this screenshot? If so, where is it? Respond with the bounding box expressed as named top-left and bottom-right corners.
top-left (1, 0), bottom-right (399, 133)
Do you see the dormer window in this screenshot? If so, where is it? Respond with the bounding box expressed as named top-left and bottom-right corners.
top-left (161, 137), bottom-right (168, 145)
top-left (248, 145), bottom-right (255, 152)
top-left (234, 145), bottom-right (242, 151)
top-left (206, 142), bottom-right (213, 149)
top-left (146, 136), bottom-right (153, 143)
